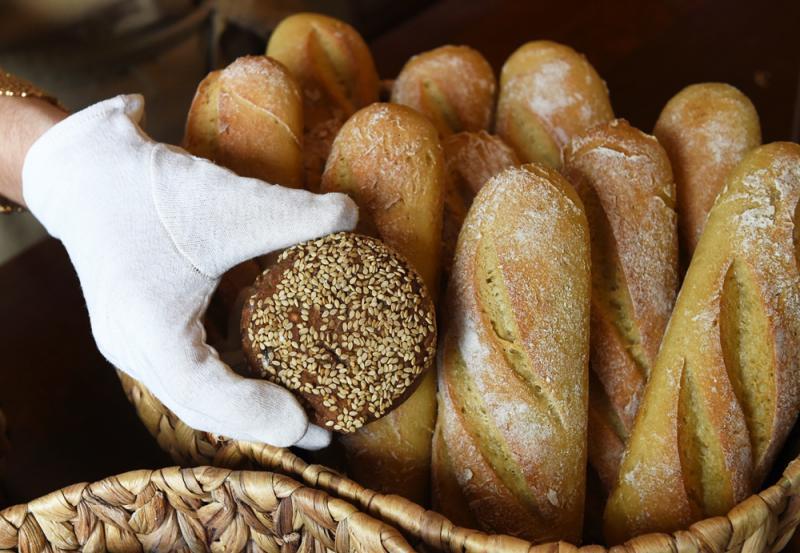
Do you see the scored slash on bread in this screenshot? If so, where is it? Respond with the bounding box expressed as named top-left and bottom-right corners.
top-left (267, 13), bottom-right (379, 192)
top-left (604, 143), bottom-right (800, 544)
top-left (433, 164), bottom-right (590, 543)
top-left (562, 119), bottom-right (679, 492)
top-left (392, 45), bottom-right (497, 138)
top-left (496, 40), bottom-right (614, 169)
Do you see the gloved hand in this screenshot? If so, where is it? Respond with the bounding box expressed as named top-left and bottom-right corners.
top-left (22, 95), bottom-right (358, 449)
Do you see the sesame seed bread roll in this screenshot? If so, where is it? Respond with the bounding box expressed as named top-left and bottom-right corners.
top-left (441, 131), bottom-right (519, 283)
top-left (496, 41), bottom-right (613, 169)
top-left (391, 45), bottom-right (496, 137)
top-left (183, 56), bottom-right (304, 188)
top-left (321, 103), bottom-right (445, 502)
top-left (654, 83), bottom-right (761, 260)
top-left (562, 119), bottom-right (678, 492)
top-left (267, 12), bottom-right (379, 191)
top-left (604, 142), bottom-right (800, 544)
top-left (433, 164), bottom-right (590, 543)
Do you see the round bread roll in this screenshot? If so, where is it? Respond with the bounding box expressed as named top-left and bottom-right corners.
top-left (392, 45), bottom-right (496, 137)
top-left (241, 232), bottom-right (437, 433)
top-left (496, 40), bottom-right (613, 168)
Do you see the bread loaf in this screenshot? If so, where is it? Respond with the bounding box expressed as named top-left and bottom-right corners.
top-left (321, 103), bottom-right (445, 502)
top-left (267, 12), bottom-right (379, 191)
top-left (604, 142), bottom-right (800, 543)
top-left (441, 131), bottom-right (519, 283)
top-left (392, 45), bottom-right (496, 137)
top-left (562, 119), bottom-right (678, 492)
top-left (654, 83), bottom-right (761, 261)
top-left (433, 164), bottom-right (590, 543)
top-left (184, 56), bottom-right (304, 188)
top-left (496, 41), bottom-right (613, 168)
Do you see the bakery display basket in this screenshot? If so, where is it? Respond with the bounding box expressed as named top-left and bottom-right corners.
top-left (46, 371), bottom-right (793, 553)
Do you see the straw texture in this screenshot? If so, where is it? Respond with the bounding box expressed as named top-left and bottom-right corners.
top-left (118, 373), bottom-right (800, 553)
top-left (0, 465), bottom-right (414, 552)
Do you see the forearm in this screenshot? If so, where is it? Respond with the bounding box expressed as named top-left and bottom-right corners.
top-left (0, 96), bottom-right (67, 206)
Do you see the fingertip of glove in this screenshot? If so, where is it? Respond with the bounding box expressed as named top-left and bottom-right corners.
top-left (294, 424), bottom-right (332, 450)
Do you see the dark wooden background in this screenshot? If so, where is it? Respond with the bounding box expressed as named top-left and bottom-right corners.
top-left (1, 0), bottom-right (799, 544)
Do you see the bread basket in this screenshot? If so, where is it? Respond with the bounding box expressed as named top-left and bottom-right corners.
top-left (115, 372), bottom-right (800, 552)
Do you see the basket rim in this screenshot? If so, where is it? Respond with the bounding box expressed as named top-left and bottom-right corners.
top-left (0, 464), bottom-right (416, 552)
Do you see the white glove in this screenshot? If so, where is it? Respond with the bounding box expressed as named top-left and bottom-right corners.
top-left (22, 95), bottom-right (358, 449)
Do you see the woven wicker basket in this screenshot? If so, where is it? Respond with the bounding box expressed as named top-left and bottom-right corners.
top-left (0, 465), bottom-right (414, 552)
top-left (117, 372), bottom-right (800, 553)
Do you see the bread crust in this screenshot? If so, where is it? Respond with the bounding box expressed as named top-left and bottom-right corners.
top-left (433, 164), bottom-right (590, 543)
top-left (441, 131), bottom-right (519, 286)
top-left (562, 119), bottom-right (678, 491)
top-left (604, 143), bottom-right (800, 543)
top-left (392, 45), bottom-right (496, 137)
top-left (322, 103), bottom-right (445, 503)
top-left (654, 83), bottom-right (761, 261)
top-left (496, 41), bottom-right (613, 168)
top-left (267, 12), bottom-right (379, 191)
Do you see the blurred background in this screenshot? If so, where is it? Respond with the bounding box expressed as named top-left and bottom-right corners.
top-left (1, 0), bottom-right (799, 513)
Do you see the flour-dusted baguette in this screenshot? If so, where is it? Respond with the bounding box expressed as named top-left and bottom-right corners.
top-left (654, 83), bottom-right (761, 261)
top-left (392, 45), bottom-right (496, 137)
top-left (604, 142), bottom-right (800, 544)
top-left (496, 41), bottom-right (613, 168)
top-left (441, 131), bottom-right (519, 285)
top-left (433, 164), bottom-right (590, 543)
top-left (562, 119), bottom-right (678, 492)
top-left (267, 12), bottom-right (379, 191)
top-left (184, 56), bottom-right (304, 188)
top-left (321, 103), bottom-right (445, 503)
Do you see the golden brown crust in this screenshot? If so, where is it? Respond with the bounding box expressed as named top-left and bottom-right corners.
top-left (605, 143), bottom-right (800, 544)
top-left (496, 40), bottom-right (613, 168)
top-left (391, 45), bottom-right (496, 137)
top-left (433, 164), bottom-right (590, 543)
top-left (654, 83), bottom-right (761, 260)
top-left (321, 102), bottom-right (445, 502)
top-left (267, 12), bottom-right (379, 191)
top-left (183, 70), bottom-right (222, 160)
top-left (441, 131), bottom-right (519, 287)
top-left (216, 56), bottom-right (304, 188)
top-left (562, 119), bottom-right (678, 491)
top-left (240, 233), bottom-right (436, 433)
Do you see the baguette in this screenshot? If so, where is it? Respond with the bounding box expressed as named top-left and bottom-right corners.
top-left (432, 164), bottom-right (590, 543)
top-left (184, 56), bottom-right (304, 188)
top-left (496, 41), bottom-right (613, 168)
top-left (562, 119), bottom-right (678, 492)
top-left (654, 83), bottom-right (761, 261)
top-left (392, 45), bottom-right (496, 137)
top-left (441, 131), bottom-right (519, 284)
top-left (604, 142), bottom-right (800, 543)
top-left (321, 103), bottom-right (445, 502)
top-left (267, 12), bottom-right (379, 191)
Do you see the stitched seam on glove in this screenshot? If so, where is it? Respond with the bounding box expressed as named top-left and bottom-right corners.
top-left (148, 145), bottom-right (217, 282)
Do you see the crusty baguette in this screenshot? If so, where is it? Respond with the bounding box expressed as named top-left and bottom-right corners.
top-left (321, 103), bottom-right (445, 503)
top-left (392, 45), bottom-right (496, 137)
top-left (441, 131), bottom-right (519, 284)
top-left (654, 83), bottom-right (761, 261)
top-left (267, 12), bottom-right (379, 191)
top-left (184, 56), bottom-right (304, 188)
top-left (562, 119), bottom-right (678, 492)
top-left (604, 142), bottom-right (800, 544)
top-left (433, 164), bottom-right (590, 543)
top-left (496, 41), bottom-right (613, 168)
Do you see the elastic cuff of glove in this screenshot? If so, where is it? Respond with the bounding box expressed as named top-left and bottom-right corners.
top-left (22, 94), bottom-right (145, 222)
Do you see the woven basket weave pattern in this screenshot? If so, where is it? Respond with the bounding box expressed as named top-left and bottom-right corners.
top-left (0, 465), bottom-right (414, 552)
top-left (116, 372), bottom-right (800, 553)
